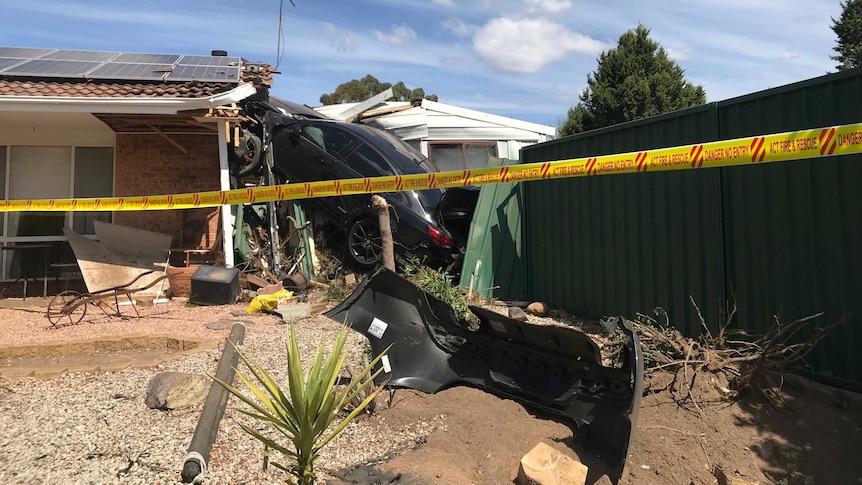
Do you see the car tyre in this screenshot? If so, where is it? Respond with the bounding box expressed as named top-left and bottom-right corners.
top-left (346, 217), bottom-right (383, 270)
top-left (233, 131), bottom-right (263, 177)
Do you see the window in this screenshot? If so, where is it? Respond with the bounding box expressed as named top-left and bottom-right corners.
top-left (345, 144), bottom-right (394, 177)
top-left (8, 146), bottom-right (71, 237)
top-left (428, 141), bottom-right (497, 171)
top-left (302, 123), bottom-right (357, 157)
top-left (73, 147), bottom-right (114, 234)
top-left (0, 145), bottom-right (114, 279)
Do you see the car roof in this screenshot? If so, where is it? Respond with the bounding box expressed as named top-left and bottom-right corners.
top-left (265, 97), bottom-right (330, 119)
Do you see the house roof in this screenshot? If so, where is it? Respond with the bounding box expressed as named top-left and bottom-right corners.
top-left (0, 47), bottom-right (272, 131)
top-left (0, 61), bottom-right (273, 99)
top-left (0, 46), bottom-right (274, 99)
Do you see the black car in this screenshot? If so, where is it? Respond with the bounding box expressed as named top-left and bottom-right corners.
top-left (236, 100), bottom-right (477, 273)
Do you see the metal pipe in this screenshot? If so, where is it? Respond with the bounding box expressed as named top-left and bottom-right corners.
top-left (181, 322), bottom-right (246, 483)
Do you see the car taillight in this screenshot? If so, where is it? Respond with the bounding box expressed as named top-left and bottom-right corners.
top-left (427, 225), bottom-right (453, 248)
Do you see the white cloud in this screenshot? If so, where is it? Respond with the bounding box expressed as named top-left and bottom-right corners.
top-left (473, 18), bottom-right (607, 73)
top-left (374, 24), bottom-right (418, 45)
top-left (431, 0), bottom-right (455, 6)
top-left (439, 56), bottom-right (466, 68)
top-left (441, 18), bottom-right (474, 37)
top-left (667, 47), bottom-right (692, 61)
top-left (525, 0), bottom-right (573, 15)
top-left (781, 51), bottom-right (800, 60)
top-left (322, 22), bottom-right (356, 52)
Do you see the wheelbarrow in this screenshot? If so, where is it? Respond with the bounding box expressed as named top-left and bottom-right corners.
top-left (45, 269), bottom-right (170, 326)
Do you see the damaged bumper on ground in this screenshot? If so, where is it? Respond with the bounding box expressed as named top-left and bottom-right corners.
top-left (324, 268), bottom-right (644, 473)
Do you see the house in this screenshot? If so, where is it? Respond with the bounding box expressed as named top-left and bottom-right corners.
top-left (0, 46), bottom-right (273, 291)
top-left (314, 99), bottom-right (556, 170)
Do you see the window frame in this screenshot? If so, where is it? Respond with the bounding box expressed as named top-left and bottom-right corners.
top-left (0, 144), bottom-right (115, 279)
top-left (427, 140), bottom-right (499, 171)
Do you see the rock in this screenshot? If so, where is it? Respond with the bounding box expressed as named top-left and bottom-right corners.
top-left (145, 372), bottom-right (210, 410)
top-left (344, 273), bottom-right (357, 286)
top-left (516, 442), bottom-right (587, 485)
top-left (526, 302), bottom-right (550, 317)
top-left (730, 479), bottom-right (760, 485)
top-left (508, 306), bottom-right (528, 322)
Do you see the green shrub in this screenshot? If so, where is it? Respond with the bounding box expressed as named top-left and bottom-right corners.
top-left (405, 261), bottom-right (469, 316)
top-left (213, 322), bottom-right (390, 484)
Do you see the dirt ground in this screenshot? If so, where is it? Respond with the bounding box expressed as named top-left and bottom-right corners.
top-left (2, 297), bottom-right (861, 484)
top-left (332, 370), bottom-right (862, 485)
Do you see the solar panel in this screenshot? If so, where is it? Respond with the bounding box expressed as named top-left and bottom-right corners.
top-left (0, 46), bottom-right (243, 83)
top-left (40, 49), bottom-right (119, 62)
top-left (0, 47), bottom-right (56, 58)
top-left (176, 55), bottom-right (240, 67)
top-left (165, 64), bottom-right (240, 82)
top-left (113, 53), bottom-right (181, 64)
top-left (4, 59), bottom-right (102, 77)
top-left (86, 62), bottom-right (170, 81)
top-left (0, 57), bottom-right (29, 72)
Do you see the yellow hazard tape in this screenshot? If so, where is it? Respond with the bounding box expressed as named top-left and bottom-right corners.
top-left (3, 123), bottom-right (862, 212)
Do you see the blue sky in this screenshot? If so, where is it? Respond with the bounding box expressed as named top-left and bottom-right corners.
top-left (0, 0), bottom-right (844, 126)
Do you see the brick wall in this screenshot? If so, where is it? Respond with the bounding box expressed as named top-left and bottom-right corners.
top-left (113, 133), bottom-right (223, 258)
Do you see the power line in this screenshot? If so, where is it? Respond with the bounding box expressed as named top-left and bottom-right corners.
top-left (275, 0), bottom-right (295, 71)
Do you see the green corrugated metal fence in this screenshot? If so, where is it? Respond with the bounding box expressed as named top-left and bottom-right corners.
top-left (515, 68), bottom-right (862, 387)
top-left (458, 157), bottom-right (525, 298)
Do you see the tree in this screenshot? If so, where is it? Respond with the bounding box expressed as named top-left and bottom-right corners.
top-left (832, 0), bottom-right (862, 71)
top-left (559, 24), bottom-right (706, 136)
top-left (319, 74), bottom-right (438, 105)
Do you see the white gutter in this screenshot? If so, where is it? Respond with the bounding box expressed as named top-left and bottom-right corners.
top-left (0, 82), bottom-right (257, 114)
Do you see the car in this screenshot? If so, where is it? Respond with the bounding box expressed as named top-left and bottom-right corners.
top-left (234, 99), bottom-right (477, 274)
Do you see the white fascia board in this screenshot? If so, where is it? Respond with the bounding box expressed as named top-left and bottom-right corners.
top-left (421, 99), bottom-right (556, 136)
top-left (0, 83), bottom-right (256, 114)
top-left (427, 126), bottom-right (551, 141)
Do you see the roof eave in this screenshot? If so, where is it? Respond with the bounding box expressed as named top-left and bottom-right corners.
top-left (420, 99), bottom-right (557, 136)
top-left (0, 82), bottom-right (256, 114)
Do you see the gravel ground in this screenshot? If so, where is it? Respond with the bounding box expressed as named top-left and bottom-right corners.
top-left (0, 300), bottom-right (440, 485)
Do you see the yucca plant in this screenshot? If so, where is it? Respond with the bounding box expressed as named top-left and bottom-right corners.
top-left (213, 321), bottom-right (390, 485)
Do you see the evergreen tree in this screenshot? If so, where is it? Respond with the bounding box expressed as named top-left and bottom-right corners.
top-left (559, 24), bottom-right (706, 136)
top-left (319, 75), bottom-right (438, 104)
top-left (832, 0), bottom-right (862, 71)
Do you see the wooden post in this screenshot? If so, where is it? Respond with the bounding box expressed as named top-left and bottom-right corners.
top-left (371, 195), bottom-right (395, 271)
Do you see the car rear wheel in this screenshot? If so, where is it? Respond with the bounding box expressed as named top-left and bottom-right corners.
top-left (347, 218), bottom-right (383, 269)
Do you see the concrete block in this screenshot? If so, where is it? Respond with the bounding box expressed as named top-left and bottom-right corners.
top-left (275, 302), bottom-right (310, 321)
top-left (123, 335), bottom-right (150, 350)
top-left (95, 338), bottom-right (124, 352)
top-left (68, 340), bottom-right (96, 355)
top-left (148, 335), bottom-right (168, 349)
